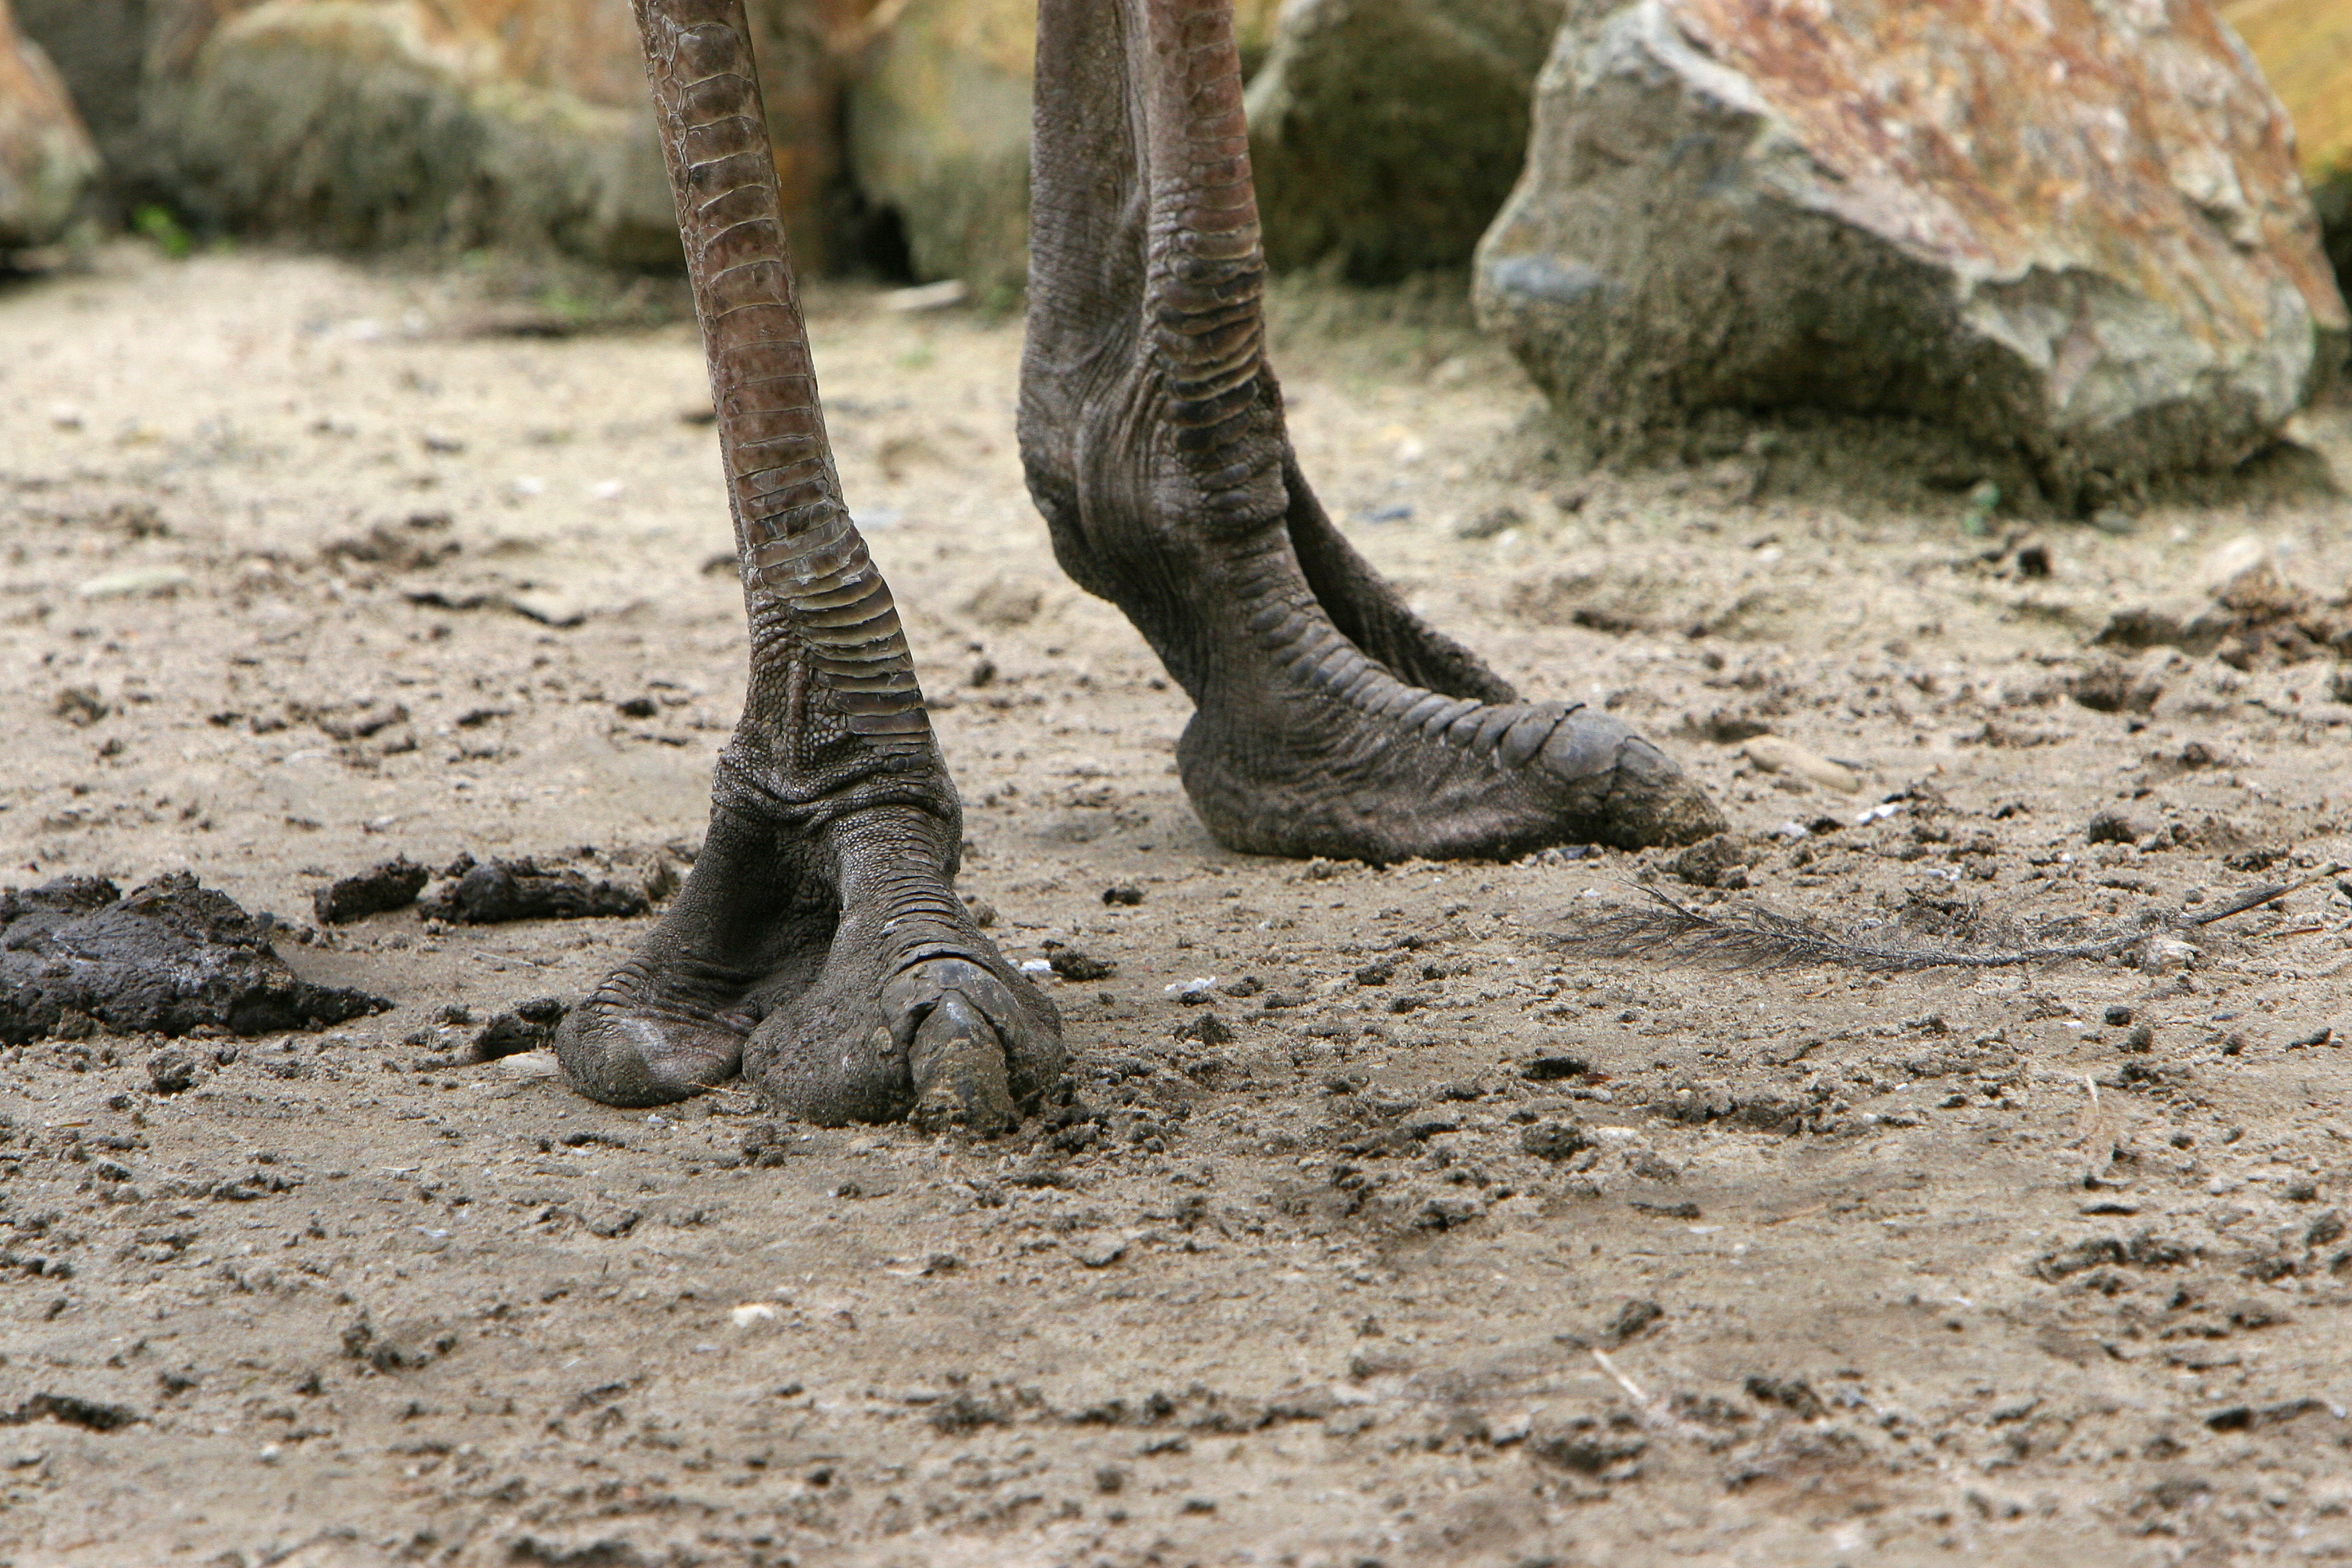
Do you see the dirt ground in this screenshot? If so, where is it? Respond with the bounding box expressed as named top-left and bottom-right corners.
top-left (3, 243), bottom-right (2351, 1568)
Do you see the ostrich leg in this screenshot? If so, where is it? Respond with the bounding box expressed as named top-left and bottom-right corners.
top-left (555, 0), bottom-right (1063, 1126)
top-left (1021, 0), bottom-right (1726, 862)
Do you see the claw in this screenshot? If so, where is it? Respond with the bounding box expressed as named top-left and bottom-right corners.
top-left (907, 990), bottom-right (1018, 1134)
top-left (1536, 712), bottom-right (1636, 783)
top-left (554, 1001), bottom-right (744, 1108)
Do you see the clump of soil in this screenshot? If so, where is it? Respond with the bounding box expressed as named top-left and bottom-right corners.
top-left (319, 511), bottom-right (460, 573)
top-left (2097, 562), bottom-right (2352, 670)
top-left (313, 856), bottom-right (431, 924)
top-left (418, 856), bottom-right (649, 923)
top-left (0, 873), bottom-right (387, 1042)
top-left (467, 996), bottom-right (567, 1059)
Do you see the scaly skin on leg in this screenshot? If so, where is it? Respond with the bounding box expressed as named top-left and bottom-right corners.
top-left (1020, 0), bottom-right (1726, 862)
top-left (556, 0), bottom-right (1063, 1126)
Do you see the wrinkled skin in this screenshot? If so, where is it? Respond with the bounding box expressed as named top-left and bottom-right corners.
top-left (556, 0), bottom-right (1724, 1130)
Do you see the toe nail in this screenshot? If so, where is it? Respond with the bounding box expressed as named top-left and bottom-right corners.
top-left (1539, 715), bottom-right (1636, 781)
top-left (1500, 709), bottom-right (1562, 769)
top-left (908, 995), bottom-right (1016, 1133)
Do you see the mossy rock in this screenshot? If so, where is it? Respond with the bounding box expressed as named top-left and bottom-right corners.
top-left (1245, 0), bottom-right (1565, 281)
top-left (151, 1), bottom-right (676, 265)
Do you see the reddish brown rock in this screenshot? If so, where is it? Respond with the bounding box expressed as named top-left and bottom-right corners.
top-left (1476, 0), bottom-right (2351, 509)
top-left (0, 0), bottom-right (99, 250)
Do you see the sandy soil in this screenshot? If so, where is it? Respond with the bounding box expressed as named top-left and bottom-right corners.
top-left (3, 244), bottom-right (2351, 1568)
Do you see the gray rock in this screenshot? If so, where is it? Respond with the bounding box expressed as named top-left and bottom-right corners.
top-left (148, 1), bottom-right (676, 265)
top-left (841, 0), bottom-right (1281, 290)
top-left (11, 0), bottom-right (142, 220)
top-left (1475, 0), bottom-right (2351, 508)
top-left (1245, 0), bottom-right (1565, 279)
top-left (0, 0), bottom-right (99, 250)
top-left (844, 0), bottom-right (1034, 293)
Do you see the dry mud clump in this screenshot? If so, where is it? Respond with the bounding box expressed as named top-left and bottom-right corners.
top-left (0, 873), bottom-right (386, 1044)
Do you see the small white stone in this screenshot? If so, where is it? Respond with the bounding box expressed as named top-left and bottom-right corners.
top-left (730, 1302), bottom-right (779, 1328)
top-left (77, 566), bottom-right (191, 599)
top-left (1743, 734), bottom-right (1865, 793)
top-left (2141, 937), bottom-right (2198, 975)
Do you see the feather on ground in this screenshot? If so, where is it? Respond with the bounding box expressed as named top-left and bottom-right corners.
top-left (1554, 864), bottom-right (2344, 973)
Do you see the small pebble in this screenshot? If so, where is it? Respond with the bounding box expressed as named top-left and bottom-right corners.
top-left (1742, 735), bottom-right (1864, 794)
top-left (1074, 1236), bottom-right (1128, 1269)
top-left (1455, 504), bottom-right (1524, 541)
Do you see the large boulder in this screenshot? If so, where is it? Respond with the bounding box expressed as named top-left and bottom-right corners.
top-left (844, 0), bottom-right (1032, 292)
top-left (13, 0), bottom-right (862, 268)
top-left (152, 0), bottom-right (679, 264)
top-left (2222, 0), bottom-right (2352, 299)
top-left (843, 0), bottom-right (1281, 289)
top-left (7, 0), bottom-right (140, 219)
top-left (1244, 0), bottom-right (1564, 280)
top-left (1475, 0), bottom-right (2351, 509)
top-left (0, 0), bottom-right (99, 250)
